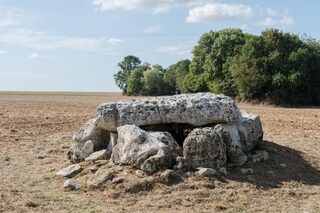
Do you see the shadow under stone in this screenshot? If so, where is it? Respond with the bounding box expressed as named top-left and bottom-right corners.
top-left (226, 140), bottom-right (320, 189)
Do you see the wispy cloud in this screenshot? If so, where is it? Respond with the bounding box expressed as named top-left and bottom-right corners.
top-left (0, 49), bottom-right (8, 54)
top-left (157, 44), bottom-right (190, 55)
top-left (107, 38), bottom-right (124, 45)
top-left (257, 8), bottom-right (294, 28)
top-left (144, 26), bottom-right (161, 33)
top-left (0, 28), bottom-right (124, 51)
top-left (29, 52), bottom-right (47, 59)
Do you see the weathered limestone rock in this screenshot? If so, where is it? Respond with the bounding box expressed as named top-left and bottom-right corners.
top-left (107, 132), bottom-right (118, 153)
top-left (87, 171), bottom-right (114, 188)
top-left (85, 149), bottom-right (110, 162)
top-left (149, 132), bottom-right (183, 156)
top-left (111, 125), bottom-right (177, 174)
top-left (214, 124), bottom-right (248, 166)
top-left (196, 168), bottom-right (217, 177)
top-left (72, 118), bottom-right (110, 150)
top-left (238, 111), bottom-right (263, 152)
top-left (64, 179), bottom-right (81, 190)
top-left (159, 170), bottom-right (182, 185)
top-left (67, 140), bottom-right (94, 163)
top-left (182, 127), bottom-right (227, 170)
top-left (96, 93), bottom-right (242, 131)
top-left (214, 111), bottom-right (263, 166)
top-left (56, 164), bottom-right (82, 178)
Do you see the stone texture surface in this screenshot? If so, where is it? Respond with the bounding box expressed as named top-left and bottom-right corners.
top-left (111, 125), bottom-right (177, 174)
top-left (56, 164), bottom-right (82, 178)
top-left (72, 118), bottom-right (110, 150)
top-left (196, 168), bottom-right (217, 177)
top-left (85, 149), bottom-right (110, 162)
top-left (67, 140), bottom-right (94, 163)
top-left (182, 127), bottom-right (227, 170)
top-left (149, 131), bottom-right (183, 156)
top-left (64, 179), bottom-right (81, 190)
top-left (87, 171), bottom-right (114, 188)
top-left (96, 93), bottom-right (242, 131)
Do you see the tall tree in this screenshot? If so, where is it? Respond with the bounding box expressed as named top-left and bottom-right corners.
top-left (113, 55), bottom-right (141, 94)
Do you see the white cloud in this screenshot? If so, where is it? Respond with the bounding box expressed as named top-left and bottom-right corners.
top-left (0, 50), bottom-right (8, 54)
top-left (157, 44), bottom-right (190, 55)
top-left (91, 0), bottom-right (214, 14)
top-left (266, 7), bottom-right (278, 16)
top-left (107, 38), bottom-right (124, 45)
top-left (144, 26), bottom-right (161, 33)
top-left (257, 15), bottom-right (294, 28)
top-left (186, 3), bottom-right (253, 23)
top-left (29, 52), bottom-right (46, 59)
top-left (0, 28), bottom-right (123, 51)
top-left (0, 6), bottom-right (38, 28)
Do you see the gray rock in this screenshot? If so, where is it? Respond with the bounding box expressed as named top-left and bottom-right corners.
top-left (85, 149), bottom-right (110, 162)
top-left (64, 179), bottom-right (81, 190)
top-left (182, 127), bottom-right (227, 170)
top-left (214, 124), bottom-right (248, 166)
top-left (67, 140), bottom-right (94, 163)
top-left (159, 169), bottom-right (182, 185)
top-left (107, 132), bottom-right (118, 153)
top-left (280, 163), bottom-right (287, 168)
top-left (72, 118), bottom-right (110, 153)
top-left (149, 131), bottom-right (183, 156)
top-left (213, 112), bottom-right (263, 166)
top-left (196, 168), bottom-right (217, 177)
top-left (112, 177), bottom-right (125, 184)
top-left (87, 171), bottom-right (114, 188)
top-left (237, 111), bottom-right (263, 152)
top-left (111, 125), bottom-right (177, 174)
top-left (218, 167), bottom-right (227, 176)
top-left (140, 146), bottom-right (177, 174)
top-left (96, 93), bottom-right (242, 131)
top-left (240, 168), bottom-right (253, 175)
top-left (251, 150), bottom-right (269, 163)
top-left (56, 164), bottom-right (82, 178)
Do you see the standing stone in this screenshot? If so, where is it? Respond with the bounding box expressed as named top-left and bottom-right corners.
top-left (182, 127), bottom-right (227, 170)
top-left (149, 132), bottom-right (183, 156)
top-left (107, 132), bottom-right (118, 153)
top-left (111, 125), bottom-right (177, 174)
top-left (72, 118), bottom-right (110, 151)
top-left (96, 93), bottom-right (242, 132)
top-left (67, 140), bottom-right (94, 163)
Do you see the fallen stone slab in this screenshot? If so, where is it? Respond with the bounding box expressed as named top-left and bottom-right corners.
top-left (85, 149), bottom-right (110, 162)
top-left (96, 93), bottom-right (242, 132)
top-left (56, 164), bottom-right (82, 178)
top-left (196, 168), bottom-right (217, 177)
top-left (87, 171), bottom-right (114, 188)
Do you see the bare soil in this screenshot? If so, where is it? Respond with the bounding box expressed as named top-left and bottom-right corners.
top-left (0, 93), bottom-right (319, 213)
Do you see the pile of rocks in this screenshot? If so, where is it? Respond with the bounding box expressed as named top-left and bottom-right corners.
top-left (63, 93), bottom-right (263, 177)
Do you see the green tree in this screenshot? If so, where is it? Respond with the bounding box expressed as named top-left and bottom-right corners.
top-left (113, 55), bottom-right (141, 94)
top-left (126, 64), bottom-right (150, 96)
top-left (187, 28), bottom-right (247, 95)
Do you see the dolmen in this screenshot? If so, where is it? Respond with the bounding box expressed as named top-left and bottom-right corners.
top-left (67, 93), bottom-right (263, 175)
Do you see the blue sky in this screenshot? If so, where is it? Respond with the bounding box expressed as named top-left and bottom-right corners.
top-left (0, 0), bottom-right (319, 92)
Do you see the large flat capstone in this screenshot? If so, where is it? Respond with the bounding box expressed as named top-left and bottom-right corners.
top-left (95, 93), bottom-right (242, 132)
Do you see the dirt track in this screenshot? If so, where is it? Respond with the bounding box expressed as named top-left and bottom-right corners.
top-left (0, 93), bottom-right (319, 212)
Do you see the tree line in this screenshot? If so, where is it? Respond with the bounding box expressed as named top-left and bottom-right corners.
top-left (114, 28), bottom-right (320, 105)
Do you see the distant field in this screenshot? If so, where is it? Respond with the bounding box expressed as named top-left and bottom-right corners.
top-left (0, 91), bottom-right (122, 96)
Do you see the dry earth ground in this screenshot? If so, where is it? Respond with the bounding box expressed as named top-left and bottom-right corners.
top-left (0, 93), bottom-right (319, 212)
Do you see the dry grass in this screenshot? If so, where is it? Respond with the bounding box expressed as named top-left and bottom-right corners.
top-left (0, 93), bottom-right (319, 212)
